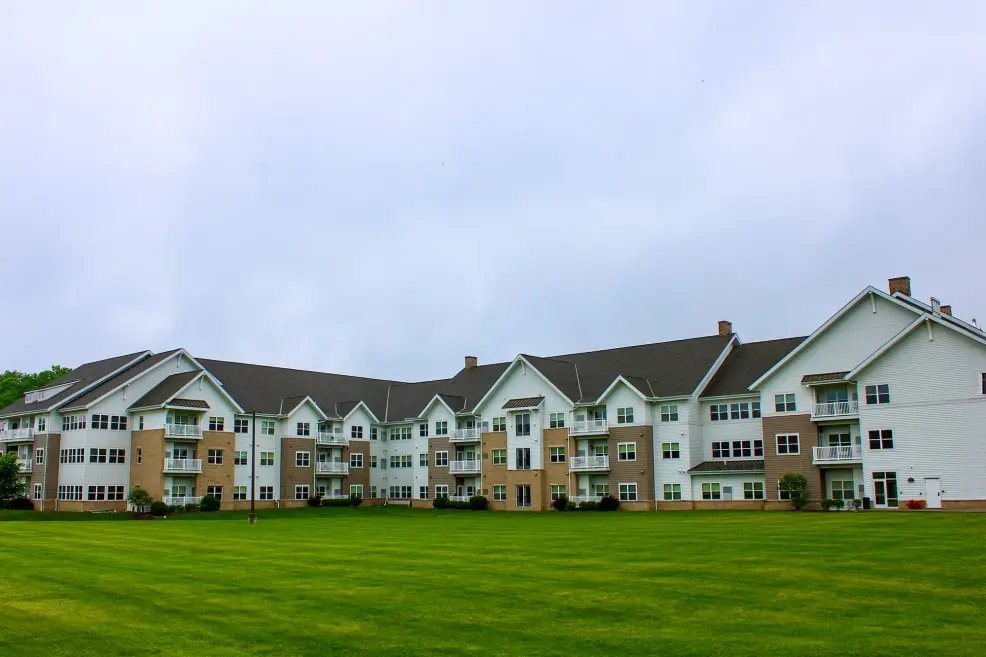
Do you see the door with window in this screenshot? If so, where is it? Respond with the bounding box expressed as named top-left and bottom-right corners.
top-left (593, 443), bottom-right (608, 457)
top-left (172, 446), bottom-right (189, 460)
top-left (516, 484), bottom-right (531, 508)
top-left (872, 472), bottom-right (898, 508)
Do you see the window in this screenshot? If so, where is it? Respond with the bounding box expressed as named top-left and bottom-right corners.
top-left (258, 486), bottom-right (274, 500)
top-left (492, 449), bottom-right (506, 465)
top-left (514, 413), bottom-right (531, 436)
top-left (435, 484), bottom-right (449, 498)
top-left (831, 480), bottom-right (854, 500)
top-left (36, 416), bottom-right (46, 432)
top-left (730, 403), bottom-right (751, 420)
top-left (616, 407), bottom-right (634, 424)
top-left (110, 415), bottom-right (127, 431)
top-left (868, 429), bottom-right (894, 450)
top-left (549, 412), bottom-right (565, 428)
top-left (351, 425), bottom-right (364, 439)
top-left (492, 485), bottom-right (506, 501)
top-left (982, 372), bottom-right (986, 395)
top-left (595, 484), bottom-right (610, 496)
top-left (205, 416), bottom-right (223, 432)
top-left (550, 485), bottom-right (567, 501)
top-left (619, 483), bottom-right (638, 501)
top-left (435, 421), bottom-right (448, 436)
top-left (778, 480), bottom-right (791, 500)
top-left (401, 454), bottom-right (413, 468)
top-left (712, 442), bottom-right (730, 459)
top-left (89, 448), bottom-right (107, 464)
top-left (743, 482), bottom-right (764, 500)
top-left (370, 427), bottom-right (378, 440)
top-left (294, 451), bottom-right (310, 467)
top-left (617, 442), bottom-right (636, 461)
top-left (91, 414), bottom-right (109, 430)
top-left (516, 484), bottom-right (532, 507)
top-left (234, 418), bottom-right (249, 434)
top-left (419, 423), bottom-right (428, 437)
top-left (663, 483), bottom-right (682, 500)
top-left (108, 448), bottom-right (126, 464)
top-left (34, 448), bottom-right (44, 464)
top-left (261, 420), bottom-right (276, 436)
top-left (138, 416), bottom-right (144, 430)
top-left (865, 384), bottom-right (891, 405)
top-left (776, 434), bottom-right (799, 455)
top-left (774, 393), bottom-right (797, 412)
top-left (549, 446), bottom-right (565, 463)
top-left (752, 401), bottom-right (761, 418)
top-left (87, 485), bottom-right (106, 501)
top-left (419, 453), bottom-right (428, 467)
top-left (260, 451), bottom-right (275, 466)
top-left (702, 482), bottom-right (721, 500)
top-left (207, 449), bottom-right (223, 465)
top-left (872, 472), bottom-right (898, 507)
top-left (136, 447), bottom-right (142, 464)
top-left (662, 442), bottom-right (680, 459)
top-left (296, 422), bottom-right (310, 437)
top-left (660, 405), bottom-right (679, 422)
top-left (207, 485), bottom-right (223, 500)
top-left (350, 485), bottom-right (364, 499)
top-left (233, 486), bottom-right (247, 501)
top-left (389, 455), bottom-right (399, 468)
top-left (418, 486), bottom-right (429, 500)
top-left (731, 440), bottom-right (753, 458)
top-left (295, 485), bottom-right (310, 500)
top-left (234, 451), bottom-right (248, 465)
top-left (435, 451), bottom-right (449, 467)
top-left (57, 485), bottom-right (83, 500)
top-left (492, 417), bottom-right (506, 432)
top-left (370, 455), bottom-right (378, 468)
top-left (515, 447), bottom-right (531, 470)
top-left (349, 452), bottom-right (363, 468)
top-left (753, 439), bottom-right (764, 456)
top-left (60, 448), bottom-right (85, 463)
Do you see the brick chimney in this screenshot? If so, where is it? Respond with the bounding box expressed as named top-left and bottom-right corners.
top-left (888, 276), bottom-right (911, 297)
top-left (940, 305), bottom-right (952, 316)
top-left (718, 320), bottom-right (733, 338)
top-left (464, 356), bottom-right (478, 370)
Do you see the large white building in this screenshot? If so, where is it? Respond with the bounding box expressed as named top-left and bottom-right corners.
top-left (2, 276), bottom-right (984, 511)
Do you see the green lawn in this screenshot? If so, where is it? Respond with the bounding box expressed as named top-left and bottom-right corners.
top-left (1, 508), bottom-right (983, 657)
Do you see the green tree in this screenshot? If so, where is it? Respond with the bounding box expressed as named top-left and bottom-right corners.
top-left (0, 453), bottom-right (25, 503)
top-left (779, 473), bottom-right (810, 510)
top-left (127, 486), bottom-right (153, 513)
top-left (0, 365), bottom-right (71, 410)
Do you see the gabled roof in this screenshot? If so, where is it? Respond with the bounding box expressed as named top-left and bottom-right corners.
top-left (129, 371), bottom-right (201, 410)
top-left (0, 350), bottom-right (151, 418)
top-left (688, 460), bottom-right (765, 474)
top-left (701, 337), bottom-right (806, 397)
top-left (279, 395), bottom-right (328, 420)
top-left (891, 293), bottom-right (986, 338)
top-left (60, 349), bottom-right (187, 411)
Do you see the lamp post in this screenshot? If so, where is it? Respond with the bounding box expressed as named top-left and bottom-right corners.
top-left (248, 410), bottom-right (257, 524)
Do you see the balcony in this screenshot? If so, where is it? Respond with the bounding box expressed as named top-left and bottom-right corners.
top-left (0, 428), bottom-right (35, 442)
top-left (450, 460), bottom-right (481, 474)
top-left (449, 495), bottom-right (477, 503)
top-left (811, 401), bottom-right (859, 421)
top-left (812, 445), bottom-right (863, 465)
top-left (569, 455), bottom-right (610, 472)
top-left (166, 424), bottom-right (203, 439)
top-left (163, 458), bottom-right (203, 473)
top-left (569, 495), bottom-right (603, 504)
top-left (450, 427), bottom-right (482, 442)
top-left (17, 459), bottom-right (33, 474)
top-left (569, 419), bottom-right (609, 436)
top-left (315, 430), bottom-right (348, 446)
top-left (163, 496), bottom-right (202, 506)
top-left (316, 461), bottom-right (349, 475)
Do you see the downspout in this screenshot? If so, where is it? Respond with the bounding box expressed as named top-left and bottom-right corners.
top-left (42, 433), bottom-right (49, 512)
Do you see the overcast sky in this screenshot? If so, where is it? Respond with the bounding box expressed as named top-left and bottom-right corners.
top-left (1, 2), bottom-right (984, 381)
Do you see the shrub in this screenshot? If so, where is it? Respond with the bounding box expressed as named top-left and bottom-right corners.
top-left (822, 498), bottom-right (844, 511)
top-left (598, 495), bottom-right (620, 511)
top-left (469, 495), bottom-right (489, 511)
top-left (432, 496), bottom-right (448, 509)
top-left (184, 502), bottom-right (200, 512)
top-left (127, 486), bottom-right (153, 514)
top-left (905, 499), bottom-right (927, 510)
top-left (851, 498), bottom-right (862, 510)
top-left (578, 501), bottom-right (599, 511)
top-left (350, 496), bottom-right (362, 507)
top-left (4, 497), bottom-right (34, 510)
top-left (199, 495), bottom-right (220, 512)
top-left (321, 497), bottom-right (358, 507)
top-left (150, 501), bottom-right (169, 517)
top-left (552, 495), bottom-right (569, 511)
top-left (307, 495), bottom-right (322, 507)
top-left (565, 500), bottom-right (578, 511)
top-left (779, 473), bottom-right (810, 510)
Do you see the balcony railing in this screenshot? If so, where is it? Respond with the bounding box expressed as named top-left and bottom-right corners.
top-left (163, 496), bottom-right (202, 506)
top-left (17, 459), bottom-right (33, 474)
top-left (0, 428), bottom-right (35, 442)
top-left (811, 401), bottom-right (859, 419)
top-left (316, 461), bottom-right (349, 475)
top-left (569, 419), bottom-right (609, 436)
top-left (165, 424), bottom-right (203, 438)
top-left (315, 430), bottom-right (348, 445)
top-left (812, 445), bottom-right (863, 464)
top-left (450, 495), bottom-right (477, 503)
top-left (450, 460), bottom-right (481, 474)
top-left (451, 427), bottom-right (482, 441)
top-left (569, 455), bottom-right (610, 471)
top-left (164, 458), bottom-right (203, 473)
top-left (569, 495), bottom-right (603, 504)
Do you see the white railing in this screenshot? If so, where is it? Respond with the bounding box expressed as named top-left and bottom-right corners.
top-left (17, 459), bottom-right (33, 474)
top-left (569, 495), bottom-right (603, 504)
top-left (569, 419), bottom-right (609, 436)
top-left (811, 401), bottom-right (859, 418)
top-left (451, 427), bottom-right (481, 441)
top-left (812, 445), bottom-right (863, 463)
top-left (315, 430), bottom-right (348, 445)
top-left (165, 423), bottom-right (203, 438)
top-left (0, 428), bottom-right (35, 442)
top-left (163, 496), bottom-right (202, 506)
top-left (450, 495), bottom-right (477, 502)
top-left (569, 455), bottom-right (610, 471)
top-left (322, 492), bottom-right (347, 500)
top-left (316, 461), bottom-right (349, 475)
top-left (450, 460), bottom-right (481, 474)
top-left (163, 458), bottom-right (203, 473)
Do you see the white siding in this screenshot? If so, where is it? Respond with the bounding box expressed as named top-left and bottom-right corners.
top-left (653, 400), bottom-right (693, 500)
top-left (698, 396), bottom-right (763, 461)
top-left (690, 473), bottom-right (765, 501)
top-left (603, 384), bottom-right (651, 426)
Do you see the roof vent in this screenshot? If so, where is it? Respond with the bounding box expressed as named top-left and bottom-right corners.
top-left (888, 276), bottom-right (911, 296)
top-left (931, 297), bottom-right (941, 315)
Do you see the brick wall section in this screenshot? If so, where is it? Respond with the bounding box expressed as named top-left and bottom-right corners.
top-left (428, 436), bottom-right (454, 492)
top-left (31, 433), bottom-right (61, 504)
top-left (541, 428), bottom-right (569, 510)
top-left (608, 425), bottom-right (654, 504)
top-left (199, 430), bottom-right (235, 509)
top-left (503, 469), bottom-right (543, 511)
top-left (343, 441), bottom-right (370, 494)
top-left (481, 431), bottom-right (506, 508)
top-left (129, 429), bottom-right (166, 501)
top-left (762, 414), bottom-right (824, 503)
top-left (280, 437), bottom-right (316, 502)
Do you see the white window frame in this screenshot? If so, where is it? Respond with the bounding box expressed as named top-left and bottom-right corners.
top-left (617, 442), bottom-right (636, 461)
top-left (296, 451), bottom-right (310, 467)
top-left (661, 442), bottom-right (680, 459)
top-left (663, 483), bottom-right (681, 501)
top-left (549, 446), bottom-right (565, 463)
top-left (775, 434), bottom-right (800, 455)
top-left (259, 486), bottom-right (274, 500)
top-left (209, 416), bottom-right (225, 432)
top-left (435, 484), bottom-right (449, 498)
top-left (743, 481), bottom-right (764, 500)
top-left (548, 412), bottom-right (565, 429)
top-left (616, 407), bottom-right (634, 424)
top-left (492, 417), bottom-right (506, 432)
top-left (492, 484), bottom-right (506, 501)
top-left (261, 419), bottom-right (276, 436)
top-left (514, 413), bottom-right (531, 437)
top-left (618, 482), bottom-right (638, 501)
top-left (660, 405), bottom-right (678, 422)
top-left (550, 485), bottom-right (567, 501)
top-left (350, 484), bottom-right (364, 499)
top-left (207, 449), bottom-right (223, 465)
top-left (491, 448), bottom-right (506, 465)
top-left (774, 393), bottom-right (797, 413)
top-left (350, 452), bottom-right (364, 468)
top-left (702, 482), bottom-right (721, 500)
top-left (435, 451), bottom-right (449, 467)
top-left (864, 383), bottom-right (891, 405)
top-left (295, 484), bottom-right (310, 500)
top-left (260, 451), bottom-right (275, 467)
top-left (435, 421), bottom-right (448, 436)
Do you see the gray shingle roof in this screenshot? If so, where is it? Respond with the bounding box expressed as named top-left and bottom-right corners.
top-left (688, 459), bottom-right (765, 473)
top-left (701, 337), bottom-right (807, 397)
top-left (800, 371), bottom-right (850, 384)
top-left (0, 351), bottom-right (150, 418)
top-left (129, 371), bottom-right (202, 409)
top-left (169, 398), bottom-right (210, 409)
top-left (60, 349), bottom-right (185, 411)
top-left (502, 396), bottom-right (545, 409)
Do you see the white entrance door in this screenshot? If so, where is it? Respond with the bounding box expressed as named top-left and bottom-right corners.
top-left (924, 478), bottom-right (942, 509)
